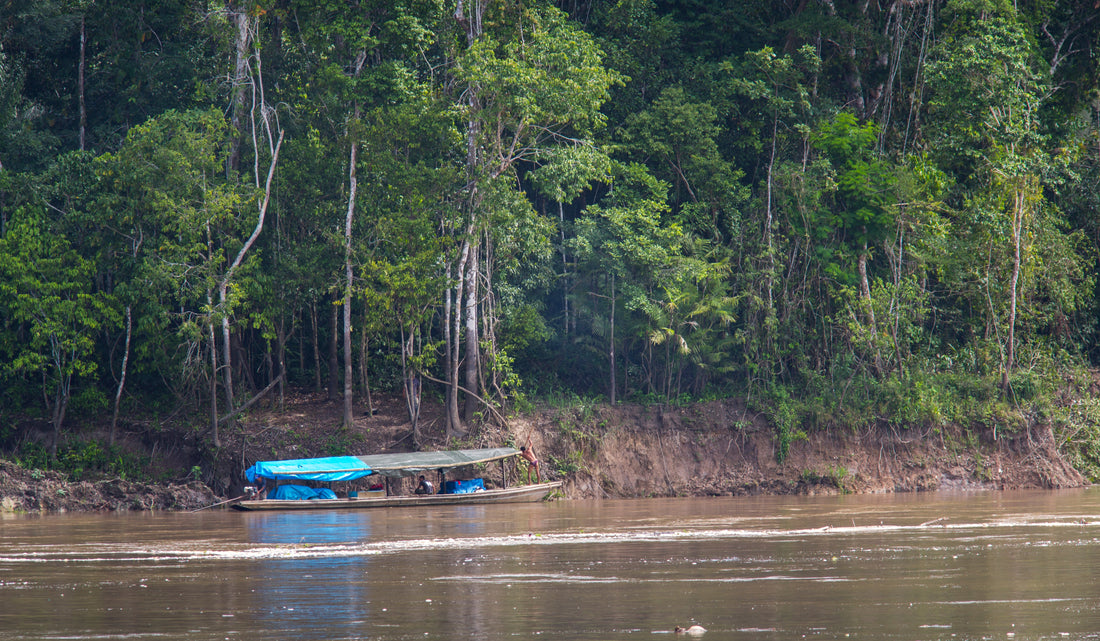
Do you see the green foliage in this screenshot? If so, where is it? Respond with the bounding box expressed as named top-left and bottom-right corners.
top-left (1054, 396), bottom-right (1100, 481)
top-left (0, 0), bottom-right (1098, 484)
top-left (15, 443), bottom-right (51, 473)
top-left (926, 15), bottom-right (1047, 170)
top-left (324, 429), bottom-right (365, 456)
top-left (622, 86), bottom-right (747, 238)
top-left (767, 386), bottom-right (807, 464)
top-left (0, 206), bottom-right (118, 445)
top-left (548, 450), bottom-right (584, 476)
top-left (0, 47), bottom-right (59, 170)
top-left (14, 439), bottom-right (150, 482)
top-left (553, 401), bottom-right (604, 460)
top-left (800, 466), bottom-right (849, 492)
top-left (812, 112), bottom-right (896, 250)
top-left (458, 2), bottom-right (621, 139)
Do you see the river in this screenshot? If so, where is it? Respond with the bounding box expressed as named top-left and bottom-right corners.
top-left (1, 488), bottom-right (1098, 640)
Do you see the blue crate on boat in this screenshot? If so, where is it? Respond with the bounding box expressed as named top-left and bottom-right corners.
top-left (442, 478), bottom-right (485, 494)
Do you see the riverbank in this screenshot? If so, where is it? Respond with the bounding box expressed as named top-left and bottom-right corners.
top-left (0, 391), bottom-right (1087, 512)
top-left (0, 460), bottom-right (219, 512)
top-left (520, 399), bottom-right (1085, 497)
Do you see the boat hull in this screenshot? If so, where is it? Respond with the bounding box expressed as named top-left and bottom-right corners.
top-left (232, 481), bottom-right (563, 511)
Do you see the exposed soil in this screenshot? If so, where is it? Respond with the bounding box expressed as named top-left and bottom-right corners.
top-left (0, 460), bottom-right (219, 513)
top-left (524, 400), bottom-right (1084, 498)
top-left (0, 390), bottom-right (1086, 513)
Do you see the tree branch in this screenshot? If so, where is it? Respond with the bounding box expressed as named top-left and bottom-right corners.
top-left (217, 373), bottom-right (283, 425)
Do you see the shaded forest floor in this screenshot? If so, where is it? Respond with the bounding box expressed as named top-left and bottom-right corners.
top-left (0, 387), bottom-right (1088, 513)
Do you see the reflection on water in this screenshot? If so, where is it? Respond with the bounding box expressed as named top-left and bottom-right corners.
top-left (0, 489), bottom-right (1098, 640)
top-left (247, 512), bottom-right (375, 638)
top-left (248, 510), bottom-right (374, 544)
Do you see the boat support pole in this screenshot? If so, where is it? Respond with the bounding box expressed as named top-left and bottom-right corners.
top-left (191, 495), bottom-right (245, 512)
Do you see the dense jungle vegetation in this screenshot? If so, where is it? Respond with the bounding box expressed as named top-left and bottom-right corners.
top-left (2, 0), bottom-right (1100, 478)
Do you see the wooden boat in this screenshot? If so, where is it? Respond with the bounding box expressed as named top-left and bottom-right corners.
top-left (232, 447), bottom-right (561, 511)
top-left (233, 481), bottom-right (562, 511)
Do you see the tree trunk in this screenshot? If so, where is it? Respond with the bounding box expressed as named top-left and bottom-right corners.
top-left (858, 247), bottom-right (882, 375)
top-left (887, 223), bottom-right (906, 378)
top-left (400, 326), bottom-right (422, 447)
top-left (664, 327), bottom-right (673, 401)
top-left (481, 226), bottom-right (499, 398)
top-left (609, 272), bottom-right (617, 404)
top-left (217, 128), bottom-right (283, 428)
top-left (342, 134), bottom-right (358, 427)
top-left (213, 10), bottom-right (282, 429)
top-left (226, 5), bottom-right (251, 178)
top-left (455, 0), bottom-right (485, 45)
top-left (263, 340), bottom-right (274, 409)
top-left (236, 331), bottom-right (256, 396)
top-left (462, 242), bottom-right (480, 423)
top-left (48, 366), bottom-right (70, 460)
top-left (359, 306), bottom-right (372, 415)
top-left (1003, 187), bottom-right (1024, 391)
top-left (109, 305), bottom-right (132, 446)
top-left (297, 310), bottom-right (306, 388)
top-left (78, 15), bottom-right (86, 152)
top-left (328, 300), bottom-right (339, 402)
top-left (641, 339), bottom-right (650, 396)
top-left (444, 259), bottom-right (458, 434)
top-left (560, 200), bottom-right (570, 334)
top-left (207, 291), bottom-right (219, 447)
top-left (220, 314), bottom-right (236, 430)
top-left (451, 0), bottom-right (484, 433)
top-left (845, 31), bottom-right (866, 118)
top-left (447, 238), bottom-right (471, 436)
top-left (310, 303), bottom-right (321, 393)
top-left (764, 112), bottom-right (778, 334)
top-left (275, 316), bottom-right (287, 411)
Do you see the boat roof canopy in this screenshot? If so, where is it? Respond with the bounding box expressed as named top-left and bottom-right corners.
top-left (354, 447), bottom-right (520, 478)
top-left (245, 455), bottom-right (372, 483)
top-left (245, 447), bottom-right (521, 482)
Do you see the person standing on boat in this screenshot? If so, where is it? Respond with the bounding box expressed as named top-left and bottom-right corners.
top-left (415, 474), bottom-right (434, 495)
top-left (520, 434), bottom-right (541, 484)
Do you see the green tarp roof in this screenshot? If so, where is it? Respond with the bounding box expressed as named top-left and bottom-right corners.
top-left (353, 447), bottom-right (520, 478)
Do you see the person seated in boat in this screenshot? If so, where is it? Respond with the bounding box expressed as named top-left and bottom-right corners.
top-left (520, 434), bottom-right (541, 484)
top-left (415, 475), bottom-right (434, 495)
top-left (249, 478), bottom-right (268, 500)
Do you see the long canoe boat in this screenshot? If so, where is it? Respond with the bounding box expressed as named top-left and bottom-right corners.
top-left (233, 481), bottom-right (562, 511)
top-left (232, 447), bottom-right (561, 511)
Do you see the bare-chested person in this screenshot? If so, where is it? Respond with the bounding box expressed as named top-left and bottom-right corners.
top-left (519, 434), bottom-right (541, 484)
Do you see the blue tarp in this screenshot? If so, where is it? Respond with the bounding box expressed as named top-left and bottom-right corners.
top-left (442, 478), bottom-right (485, 494)
top-left (245, 456), bottom-right (373, 483)
top-left (269, 485), bottom-right (338, 501)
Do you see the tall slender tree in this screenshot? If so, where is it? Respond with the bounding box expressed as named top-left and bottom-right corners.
top-left (447, 0), bottom-right (618, 430)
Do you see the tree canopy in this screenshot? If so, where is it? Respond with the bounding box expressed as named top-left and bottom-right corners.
top-left (2, 0), bottom-right (1099, 469)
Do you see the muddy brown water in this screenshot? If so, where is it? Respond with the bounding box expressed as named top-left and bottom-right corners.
top-left (1, 489), bottom-right (1099, 640)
